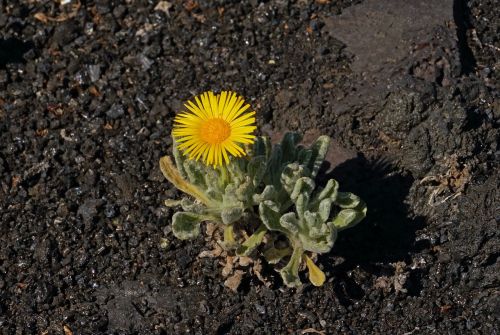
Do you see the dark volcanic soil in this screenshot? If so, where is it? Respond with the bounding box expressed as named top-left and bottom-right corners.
top-left (0, 0), bottom-right (498, 334)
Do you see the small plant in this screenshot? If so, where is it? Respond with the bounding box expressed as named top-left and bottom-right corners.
top-left (160, 91), bottom-right (367, 288)
top-left (160, 91), bottom-right (267, 244)
top-left (159, 138), bottom-right (269, 242)
top-left (259, 176), bottom-right (366, 287)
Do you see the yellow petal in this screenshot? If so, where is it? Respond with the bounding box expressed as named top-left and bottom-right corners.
top-left (304, 255), bottom-right (326, 287)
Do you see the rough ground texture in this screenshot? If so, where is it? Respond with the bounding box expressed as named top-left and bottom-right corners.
top-left (0, 0), bottom-right (498, 334)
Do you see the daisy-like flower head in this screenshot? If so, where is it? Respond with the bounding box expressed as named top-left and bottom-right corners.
top-left (172, 91), bottom-right (257, 167)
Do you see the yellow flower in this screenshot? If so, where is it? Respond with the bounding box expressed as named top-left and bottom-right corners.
top-left (172, 91), bottom-right (257, 167)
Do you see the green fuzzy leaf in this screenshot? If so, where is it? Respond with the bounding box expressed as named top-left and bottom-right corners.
top-left (221, 206), bottom-right (244, 225)
top-left (226, 157), bottom-right (246, 184)
top-left (172, 139), bottom-right (188, 180)
top-left (247, 155), bottom-right (267, 187)
top-left (304, 211), bottom-right (322, 232)
top-left (335, 192), bottom-right (361, 208)
top-left (172, 212), bottom-right (205, 240)
top-left (293, 178), bottom-right (315, 217)
top-left (204, 168), bottom-right (224, 195)
top-left (280, 246), bottom-right (303, 288)
top-left (263, 247), bottom-right (292, 264)
top-left (281, 163), bottom-right (310, 195)
top-left (265, 144), bottom-right (283, 187)
top-left (253, 185), bottom-right (276, 204)
top-left (180, 198), bottom-right (205, 213)
top-left (236, 224), bottom-right (267, 256)
top-left (281, 132), bottom-right (302, 164)
top-left (290, 177), bottom-right (315, 202)
top-left (280, 163), bottom-right (298, 193)
top-left (252, 136), bottom-right (271, 157)
top-left (280, 212), bottom-right (299, 234)
top-left (318, 198), bottom-right (332, 222)
top-left (205, 187), bottom-right (219, 201)
top-left (295, 193), bottom-right (309, 220)
top-left (307, 135), bottom-right (330, 178)
top-left (314, 179), bottom-right (339, 203)
top-left (235, 177), bottom-right (253, 203)
top-left (299, 222), bottom-right (337, 254)
top-left (331, 201), bottom-right (367, 231)
top-left (223, 183), bottom-right (237, 199)
top-left (183, 159), bottom-right (207, 190)
top-left (259, 201), bottom-right (290, 234)
top-left (297, 146), bottom-right (312, 168)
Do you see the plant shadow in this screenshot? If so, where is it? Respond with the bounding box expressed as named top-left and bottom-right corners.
top-left (316, 154), bottom-right (425, 302)
top-left (0, 38), bottom-right (33, 68)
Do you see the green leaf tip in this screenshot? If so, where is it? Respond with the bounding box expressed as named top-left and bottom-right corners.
top-left (263, 246), bottom-right (292, 264)
top-left (332, 200), bottom-right (367, 231)
top-left (236, 224), bottom-right (268, 256)
top-left (280, 245), bottom-right (303, 288)
top-left (172, 212), bottom-right (205, 240)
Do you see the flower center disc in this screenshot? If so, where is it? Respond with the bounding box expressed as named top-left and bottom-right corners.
top-left (200, 118), bottom-right (231, 144)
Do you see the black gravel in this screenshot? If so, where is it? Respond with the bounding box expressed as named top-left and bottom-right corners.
top-left (0, 0), bottom-right (498, 334)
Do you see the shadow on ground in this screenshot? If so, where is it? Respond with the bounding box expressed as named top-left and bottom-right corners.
top-left (0, 38), bottom-right (33, 67)
top-left (318, 155), bottom-right (425, 303)
top-left (453, 0), bottom-right (477, 75)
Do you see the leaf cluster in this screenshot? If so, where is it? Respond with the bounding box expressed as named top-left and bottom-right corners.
top-left (160, 133), bottom-right (366, 287)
